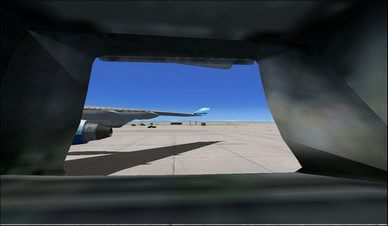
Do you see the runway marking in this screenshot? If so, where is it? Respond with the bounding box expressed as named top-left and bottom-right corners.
top-left (216, 144), bottom-right (274, 173)
top-left (172, 157), bottom-right (176, 175)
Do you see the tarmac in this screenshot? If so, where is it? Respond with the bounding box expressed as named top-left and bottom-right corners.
top-left (64, 123), bottom-right (301, 176)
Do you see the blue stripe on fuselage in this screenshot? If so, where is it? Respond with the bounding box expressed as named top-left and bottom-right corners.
top-left (72, 134), bottom-right (85, 145)
top-left (72, 120), bottom-right (87, 145)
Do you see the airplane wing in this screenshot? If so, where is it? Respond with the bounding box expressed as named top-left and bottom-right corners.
top-left (152, 111), bottom-right (196, 117)
top-left (149, 107), bottom-right (210, 117)
top-left (84, 106), bottom-right (210, 116)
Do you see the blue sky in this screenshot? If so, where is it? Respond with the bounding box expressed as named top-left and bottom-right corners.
top-left (85, 58), bottom-right (274, 122)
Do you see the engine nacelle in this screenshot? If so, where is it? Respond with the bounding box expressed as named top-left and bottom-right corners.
top-left (72, 120), bottom-right (113, 145)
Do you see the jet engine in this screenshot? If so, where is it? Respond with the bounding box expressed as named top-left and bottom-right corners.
top-left (72, 120), bottom-right (113, 145)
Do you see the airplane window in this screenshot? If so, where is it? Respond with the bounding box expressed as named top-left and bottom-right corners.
top-left (63, 57), bottom-right (301, 176)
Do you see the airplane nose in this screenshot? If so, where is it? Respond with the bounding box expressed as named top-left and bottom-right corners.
top-left (95, 125), bottom-right (113, 140)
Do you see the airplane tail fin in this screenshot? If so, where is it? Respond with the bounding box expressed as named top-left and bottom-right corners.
top-left (194, 107), bottom-right (210, 116)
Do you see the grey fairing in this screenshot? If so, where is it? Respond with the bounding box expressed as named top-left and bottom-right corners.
top-left (1, 29), bottom-right (94, 175)
top-left (259, 3), bottom-right (387, 181)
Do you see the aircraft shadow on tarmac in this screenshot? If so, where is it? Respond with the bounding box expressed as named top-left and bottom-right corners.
top-left (64, 141), bottom-right (220, 176)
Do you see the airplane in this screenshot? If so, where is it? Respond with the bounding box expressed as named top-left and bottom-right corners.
top-left (72, 107), bottom-right (210, 145)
